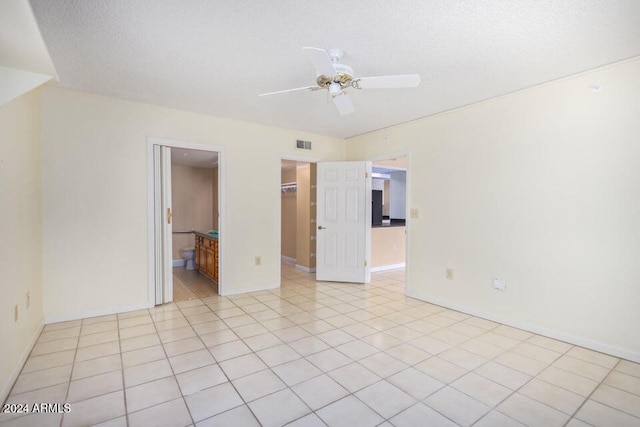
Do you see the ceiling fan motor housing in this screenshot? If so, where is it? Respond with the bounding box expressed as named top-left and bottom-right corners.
top-left (316, 63), bottom-right (354, 89)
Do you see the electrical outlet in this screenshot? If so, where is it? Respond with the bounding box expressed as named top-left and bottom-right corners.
top-left (410, 208), bottom-right (419, 219)
top-left (254, 256), bottom-right (261, 266)
top-left (493, 279), bottom-right (506, 290)
top-left (14, 305), bottom-right (18, 322)
top-left (26, 291), bottom-right (30, 309)
top-left (446, 268), bottom-right (454, 280)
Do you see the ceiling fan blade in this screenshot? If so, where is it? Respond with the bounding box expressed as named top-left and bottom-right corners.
top-left (355, 74), bottom-right (421, 89)
top-left (259, 86), bottom-right (317, 97)
top-left (333, 93), bottom-right (355, 115)
top-left (302, 47), bottom-right (335, 77)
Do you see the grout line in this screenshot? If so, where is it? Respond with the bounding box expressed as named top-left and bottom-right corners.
top-left (116, 311), bottom-right (130, 427)
top-left (9, 265), bottom-right (640, 427)
top-left (150, 301), bottom-right (197, 426)
top-left (562, 359), bottom-right (620, 426)
top-left (57, 316), bottom-right (82, 427)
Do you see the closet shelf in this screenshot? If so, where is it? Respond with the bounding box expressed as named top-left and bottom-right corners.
top-left (281, 182), bottom-right (297, 192)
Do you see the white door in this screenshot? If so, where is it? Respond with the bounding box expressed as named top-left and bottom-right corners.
top-left (153, 145), bottom-right (173, 303)
top-left (316, 161), bottom-right (371, 283)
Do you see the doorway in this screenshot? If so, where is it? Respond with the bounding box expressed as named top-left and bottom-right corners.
top-left (371, 156), bottom-right (408, 272)
top-left (171, 147), bottom-right (219, 301)
top-left (147, 137), bottom-right (225, 306)
top-left (280, 159), bottom-right (316, 275)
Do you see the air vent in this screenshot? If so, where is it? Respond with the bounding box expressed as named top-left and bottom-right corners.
top-left (296, 139), bottom-right (312, 150)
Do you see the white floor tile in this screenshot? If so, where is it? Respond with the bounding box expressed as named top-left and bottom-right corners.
top-left (425, 386), bottom-right (490, 426)
top-left (292, 374), bottom-right (349, 410)
top-left (232, 369), bottom-right (287, 402)
top-left (11, 265), bottom-right (639, 427)
top-left (248, 388), bottom-right (311, 427)
top-left (316, 396), bottom-right (384, 427)
top-left (185, 381), bottom-right (243, 422)
top-left (354, 380), bottom-right (416, 419)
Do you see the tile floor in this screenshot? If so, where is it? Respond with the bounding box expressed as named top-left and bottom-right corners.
top-left (2, 262), bottom-right (640, 427)
top-left (173, 267), bottom-right (217, 302)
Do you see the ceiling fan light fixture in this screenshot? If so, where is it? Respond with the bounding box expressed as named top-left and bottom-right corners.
top-left (329, 82), bottom-right (342, 97)
top-left (259, 47), bottom-right (421, 115)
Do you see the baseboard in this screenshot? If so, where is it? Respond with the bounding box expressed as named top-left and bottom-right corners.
top-left (405, 290), bottom-right (640, 363)
top-left (1, 320), bottom-right (44, 404)
top-left (44, 302), bottom-right (153, 325)
top-left (295, 264), bottom-right (316, 273)
top-left (281, 256), bottom-right (296, 264)
top-left (220, 283), bottom-right (280, 296)
top-left (371, 263), bottom-right (406, 272)
top-left (172, 259), bottom-right (186, 267)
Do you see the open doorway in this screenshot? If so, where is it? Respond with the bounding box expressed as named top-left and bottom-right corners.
top-left (371, 156), bottom-right (407, 272)
top-left (171, 147), bottom-right (219, 301)
top-left (280, 159), bottom-right (316, 274)
top-left (147, 138), bottom-right (224, 306)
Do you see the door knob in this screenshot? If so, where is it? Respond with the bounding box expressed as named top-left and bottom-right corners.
top-left (317, 225), bottom-right (326, 230)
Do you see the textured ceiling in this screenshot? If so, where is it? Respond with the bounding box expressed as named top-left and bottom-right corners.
top-left (171, 148), bottom-right (218, 168)
top-left (30, 0), bottom-right (640, 138)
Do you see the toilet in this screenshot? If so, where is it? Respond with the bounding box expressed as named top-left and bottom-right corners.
top-left (181, 247), bottom-right (196, 270)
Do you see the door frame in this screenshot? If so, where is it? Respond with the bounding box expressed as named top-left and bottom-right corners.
top-left (277, 154), bottom-right (320, 285)
top-left (366, 150), bottom-right (411, 294)
top-left (147, 137), bottom-right (226, 305)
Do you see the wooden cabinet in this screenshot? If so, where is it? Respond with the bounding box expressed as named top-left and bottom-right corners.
top-left (195, 235), bottom-right (218, 283)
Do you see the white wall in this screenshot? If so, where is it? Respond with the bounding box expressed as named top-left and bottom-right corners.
top-left (0, 89), bottom-right (44, 402)
top-left (347, 58), bottom-right (640, 361)
top-left (40, 87), bottom-right (345, 321)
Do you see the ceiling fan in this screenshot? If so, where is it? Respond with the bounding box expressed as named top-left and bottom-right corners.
top-left (259, 47), bottom-right (421, 115)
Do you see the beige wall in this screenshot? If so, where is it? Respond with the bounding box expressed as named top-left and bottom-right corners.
top-left (347, 58), bottom-right (640, 360)
top-left (281, 168), bottom-right (297, 259)
top-left (374, 157), bottom-right (407, 169)
top-left (295, 166), bottom-right (312, 268)
top-left (372, 227), bottom-right (406, 268)
top-left (171, 164), bottom-right (214, 259)
top-left (0, 89), bottom-right (44, 401)
top-left (40, 86), bottom-right (345, 320)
